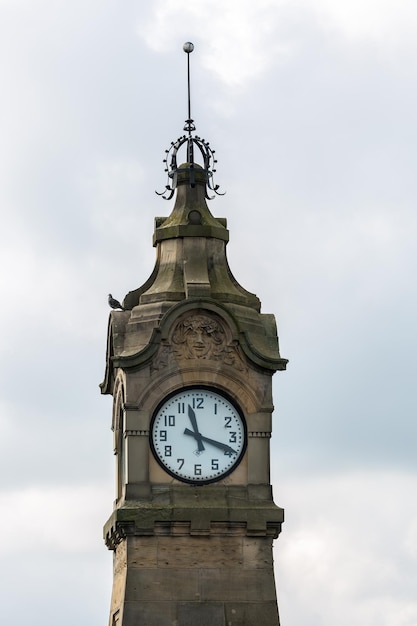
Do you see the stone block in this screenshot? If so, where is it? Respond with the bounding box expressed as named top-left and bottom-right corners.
top-left (125, 568), bottom-right (199, 602)
top-left (121, 601), bottom-right (176, 626)
top-left (224, 601), bottom-right (280, 625)
top-left (242, 537), bottom-right (274, 569)
top-left (178, 602), bottom-right (225, 625)
top-left (247, 436), bottom-right (270, 483)
top-left (114, 541), bottom-right (127, 573)
top-left (109, 570), bottom-right (127, 615)
top-left (156, 536), bottom-right (243, 568)
top-left (126, 537), bottom-right (158, 568)
top-left (247, 483), bottom-right (274, 501)
top-left (247, 412), bottom-right (272, 432)
top-left (199, 568), bottom-right (277, 602)
top-left (124, 409), bottom-right (149, 431)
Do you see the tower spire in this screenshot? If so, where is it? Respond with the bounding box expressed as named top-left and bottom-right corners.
top-left (157, 42), bottom-right (224, 200)
top-left (183, 41), bottom-right (194, 135)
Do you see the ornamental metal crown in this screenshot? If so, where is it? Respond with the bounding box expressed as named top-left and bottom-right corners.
top-left (156, 42), bottom-right (224, 201)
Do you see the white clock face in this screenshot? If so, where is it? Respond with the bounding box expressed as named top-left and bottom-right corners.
top-left (150, 388), bottom-right (246, 484)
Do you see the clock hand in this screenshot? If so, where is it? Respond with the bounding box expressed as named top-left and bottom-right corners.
top-left (184, 428), bottom-right (237, 455)
top-left (188, 405), bottom-right (205, 452)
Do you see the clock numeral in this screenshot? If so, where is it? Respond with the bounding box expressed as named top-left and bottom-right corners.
top-left (159, 430), bottom-right (167, 441)
top-left (229, 431), bottom-right (237, 443)
top-left (177, 403), bottom-right (185, 414)
top-left (164, 445), bottom-right (172, 457)
top-left (224, 449), bottom-right (234, 457)
top-left (194, 464), bottom-right (202, 475)
top-left (192, 397), bottom-right (204, 409)
top-left (164, 415), bottom-right (176, 426)
top-left (224, 416), bottom-right (232, 428)
top-left (214, 403), bottom-right (217, 415)
top-left (177, 458), bottom-right (184, 469)
top-left (211, 459), bottom-right (219, 470)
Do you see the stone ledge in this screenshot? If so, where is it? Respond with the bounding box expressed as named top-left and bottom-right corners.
top-left (104, 503), bottom-right (284, 549)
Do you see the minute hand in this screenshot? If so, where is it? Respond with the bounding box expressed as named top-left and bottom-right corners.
top-left (183, 428), bottom-right (237, 455)
top-left (188, 405), bottom-right (205, 452)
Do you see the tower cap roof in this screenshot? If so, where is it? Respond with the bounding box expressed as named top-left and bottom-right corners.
top-left (153, 162), bottom-right (229, 245)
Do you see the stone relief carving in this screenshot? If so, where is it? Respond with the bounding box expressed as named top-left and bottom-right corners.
top-left (151, 345), bottom-right (171, 373)
top-left (172, 314), bottom-right (226, 360)
top-left (223, 344), bottom-right (246, 371)
top-left (152, 313), bottom-right (247, 372)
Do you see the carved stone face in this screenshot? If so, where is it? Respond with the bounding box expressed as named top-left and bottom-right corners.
top-left (172, 314), bottom-right (225, 360)
top-left (185, 327), bottom-right (211, 357)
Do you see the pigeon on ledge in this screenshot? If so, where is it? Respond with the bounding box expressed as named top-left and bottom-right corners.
top-left (108, 294), bottom-right (125, 310)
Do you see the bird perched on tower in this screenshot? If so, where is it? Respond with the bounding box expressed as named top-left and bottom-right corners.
top-left (108, 294), bottom-right (125, 310)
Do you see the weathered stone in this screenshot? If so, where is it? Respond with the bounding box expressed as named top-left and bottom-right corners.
top-left (102, 164), bottom-right (286, 625)
top-left (178, 602), bottom-right (225, 625)
top-left (224, 602), bottom-right (280, 625)
top-left (199, 567), bottom-right (277, 602)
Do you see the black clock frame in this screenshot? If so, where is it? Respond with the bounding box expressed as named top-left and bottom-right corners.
top-left (149, 385), bottom-right (248, 485)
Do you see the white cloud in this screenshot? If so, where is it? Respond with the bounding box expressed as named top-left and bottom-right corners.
top-left (137, 0), bottom-right (417, 93)
top-left (312, 0), bottom-right (417, 45)
top-left (136, 0), bottom-right (293, 87)
top-left (0, 232), bottom-right (101, 344)
top-left (83, 157), bottom-right (146, 241)
top-left (275, 470), bottom-right (417, 626)
top-left (0, 483), bottom-right (111, 555)
top-left (404, 518), bottom-right (417, 558)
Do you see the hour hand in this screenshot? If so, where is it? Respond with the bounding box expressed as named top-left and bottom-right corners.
top-left (188, 405), bottom-right (205, 452)
top-left (183, 429), bottom-right (237, 455)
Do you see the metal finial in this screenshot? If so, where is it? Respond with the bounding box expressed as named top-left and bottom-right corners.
top-left (156, 42), bottom-right (224, 201)
top-left (183, 42), bottom-right (194, 134)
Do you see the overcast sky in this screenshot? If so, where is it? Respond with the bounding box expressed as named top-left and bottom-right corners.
top-left (0, 1), bottom-right (416, 624)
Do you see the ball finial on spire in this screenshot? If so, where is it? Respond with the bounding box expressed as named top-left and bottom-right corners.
top-left (183, 42), bottom-right (194, 53)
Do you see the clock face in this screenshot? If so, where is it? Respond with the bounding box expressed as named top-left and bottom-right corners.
top-left (150, 387), bottom-right (246, 484)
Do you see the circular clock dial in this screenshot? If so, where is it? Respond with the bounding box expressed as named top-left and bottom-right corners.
top-left (150, 388), bottom-right (246, 484)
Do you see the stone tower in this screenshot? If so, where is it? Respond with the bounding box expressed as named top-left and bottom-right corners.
top-left (101, 43), bottom-right (287, 626)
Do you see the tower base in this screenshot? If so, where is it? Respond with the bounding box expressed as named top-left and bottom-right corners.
top-left (108, 527), bottom-right (280, 626)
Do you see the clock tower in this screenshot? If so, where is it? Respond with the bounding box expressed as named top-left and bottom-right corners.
top-left (101, 43), bottom-right (287, 626)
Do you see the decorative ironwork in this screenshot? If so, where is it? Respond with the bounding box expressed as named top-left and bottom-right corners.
top-left (157, 42), bottom-right (224, 201)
